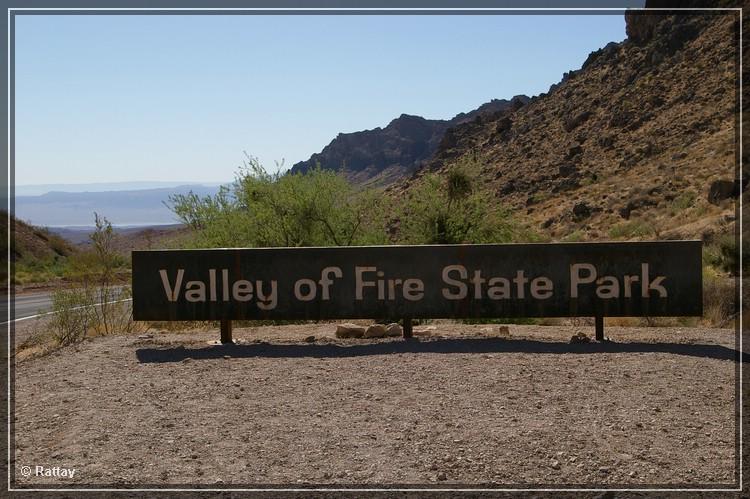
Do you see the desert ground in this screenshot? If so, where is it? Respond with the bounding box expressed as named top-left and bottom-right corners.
top-left (11, 321), bottom-right (743, 489)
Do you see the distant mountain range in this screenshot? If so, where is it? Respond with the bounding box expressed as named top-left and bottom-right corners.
top-left (15, 184), bottom-right (222, 227)
top-left (15, 181), bottom-right (226, 197)
top-left (290, 96), bottom-right (530, 186)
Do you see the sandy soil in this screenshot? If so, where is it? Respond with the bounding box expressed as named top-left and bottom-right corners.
top-left (10, 322), bottom-right (743, 489)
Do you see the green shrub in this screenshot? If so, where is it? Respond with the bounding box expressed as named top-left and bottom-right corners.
top-left (608, 219), bottom-right (655, 239)
top-left (168, 155), bottom-right (387, 248)
top-left (669, 191), bottom-right (697, 213)
top-left (396, 157), bottom-right (538, 245)
top-left (703, 233), bottom-right (743, 276)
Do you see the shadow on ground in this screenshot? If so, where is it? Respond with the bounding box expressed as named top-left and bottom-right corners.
top-left (135, 337), bottom-right (748, 364)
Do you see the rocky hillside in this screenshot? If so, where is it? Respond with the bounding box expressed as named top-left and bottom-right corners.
top-left (3, 212), bottom-right (75, 263)
top-left (391, 6), bottom-right (741, 243)
top-left (290, 96), bottom-right (529, 187)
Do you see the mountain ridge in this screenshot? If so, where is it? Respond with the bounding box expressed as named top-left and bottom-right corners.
top-left (289, 95), bottom-right (530, 186)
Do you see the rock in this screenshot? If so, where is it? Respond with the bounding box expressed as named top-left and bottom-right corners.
top-left (558, 163), bottom-right (578, 177)
top-left (552, 177), bottom-right (580, 193)
top-left (563, 111), bottom-right (592, 132)
top-left (414, 326), bottom-right (436, 337)
top-left (708, 179), bottom-right (739, 205)
top-left (551, 459), bottom-right (561, 469)
top-left (385, 323), bottom-right (403, 337)
top-left (335, 324), bottom-right (366, 339)
top-left (619, 196), bottom-right (658, 219)
top-left (303, 335), bottom-right (316, 343)
top-left (364, 324), bottom-right (388, 338)
top-left (625, 8), bottom-right (665, 45)
top-left (598, 135), bottom-right (615, 149)
top-left (495, 116), bottom-right (512, 134)
top-left (437, 472), bottom-right (447, 481)
top-left (565, 144), bottom-right (583, 160)
top-left (572, 202), bottom-right (591, 220)
top-left (671, 151), bottom-right (688, 161)
top-left (570, 332), bottom-right (591, 344)
top-left (499, 181), bottom-right (516, 195)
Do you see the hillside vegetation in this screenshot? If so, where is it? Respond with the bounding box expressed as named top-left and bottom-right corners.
top-left (391, 9), bottom-right (739, 246)
top-left (3, 212), bottom-right (76, 286)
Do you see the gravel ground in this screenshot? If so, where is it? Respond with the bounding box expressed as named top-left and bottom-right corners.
top-left (11, 322), bottom-right (742, 489)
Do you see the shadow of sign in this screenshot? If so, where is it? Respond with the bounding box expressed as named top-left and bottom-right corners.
top-left (134, 337), bottom-right (748, 364)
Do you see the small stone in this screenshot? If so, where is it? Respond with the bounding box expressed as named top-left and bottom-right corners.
top-left (437, 472), bottom-right (447, 481)
top-left (364, 324), bottom-right (388, 338)
top-left (335, 323), bottom-right (366, 339)
top-left (385, 323), bottom-right (403, 337)
top-left (599, 466), bottom-right (610, 474)
top-left (570, 332), bottom-right (591, 344)
top-left (303, 335), bottom-right (316, 343)
top-left (551, 459), bottom-right (561, 469)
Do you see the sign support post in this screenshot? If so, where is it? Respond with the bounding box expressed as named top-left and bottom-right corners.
top-left (220, 319), bottom-right (233, 344)
top-left (403, 318), bottom-right (413, 339)
top-left (595, 315), bottom-right (604, 342)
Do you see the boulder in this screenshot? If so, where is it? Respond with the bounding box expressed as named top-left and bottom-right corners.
top-left (558, 163), bottom-right (578, 177)
top-left (563, 111), bottom-right (592, 132)
top-left (335, 323), bottom-right (365, 339)
top-left (364, 324), bottom-right (388, 338)
top-left (708, 179), bottom-right (738, 205)
top-left (565, 145), bottom-right (583, 160)
top-left (385, 323), bottom-right (403, 337)
top-left (572, 202), bottom-right (591, 221)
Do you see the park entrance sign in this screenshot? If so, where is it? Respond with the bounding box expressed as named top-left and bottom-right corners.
top-left (132, 241), bottom-right (702, 334)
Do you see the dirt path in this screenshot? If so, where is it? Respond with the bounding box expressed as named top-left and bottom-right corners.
top-left (11, 323), bottom-right (741, 488)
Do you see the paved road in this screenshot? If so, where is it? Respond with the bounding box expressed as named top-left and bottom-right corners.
top-left (14, 292), bottom-right (55, 320)
top-left (1, 287), bottom-right (129, 323)
top-left (0, 291), bottom-right (55, 323)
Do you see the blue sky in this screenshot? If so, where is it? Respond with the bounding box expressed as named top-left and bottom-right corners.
top-left (15, 14), bottom-right (626, 186)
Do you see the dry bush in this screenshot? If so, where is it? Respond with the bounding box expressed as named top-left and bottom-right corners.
top-left (703, 273), bottom-right (737, 327)
top-left (49, 288), bottom-right (95, 346)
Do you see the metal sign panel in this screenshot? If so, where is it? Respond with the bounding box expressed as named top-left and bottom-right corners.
top-left (131, 241), bottom-right (702, 321)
